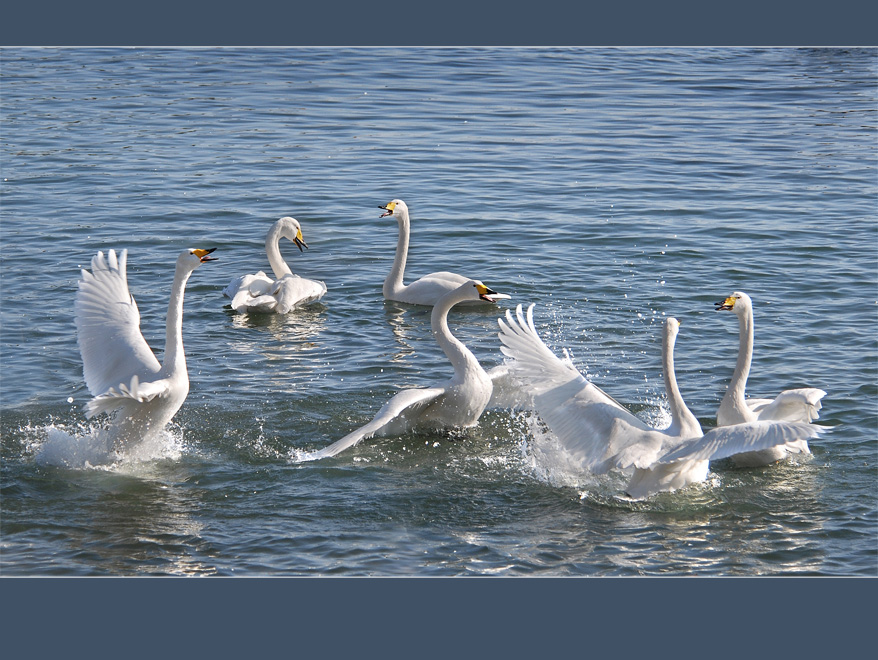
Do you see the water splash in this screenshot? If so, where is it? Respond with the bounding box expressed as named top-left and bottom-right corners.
top-left (31, 421), bottom-right (184, 470)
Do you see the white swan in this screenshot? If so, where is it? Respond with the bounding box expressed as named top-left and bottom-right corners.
top-left (498, 305), bottom-right (825, 499)
top-left (223, 216), bottom-right (327, 314)
top-left (715, 291), bottom-right (827, 467)
top-left (380, 199), bottom-right (488, 306)
top-left (75, 248), bottom-right (217, 449)
top-left (299, 280), bottom-right (513, 460)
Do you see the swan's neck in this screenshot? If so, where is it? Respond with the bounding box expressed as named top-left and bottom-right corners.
top-left (266, 223), bottom-right (293, 279)
top-left (722, 308), bottom-right (754, 416)
top-left (383, 210), bottom-right (409, 297)
top-left (431, 295), bottom-right (482, 383)
top-left (163, 262), bottom-right (194, 376)
top-left (663, 328), bottom-right (700, 437)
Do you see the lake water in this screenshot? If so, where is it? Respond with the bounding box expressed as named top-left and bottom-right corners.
top-left (1, 47), bottom-right (875, 576)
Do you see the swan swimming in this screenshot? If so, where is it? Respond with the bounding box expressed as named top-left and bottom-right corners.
top-left (380, 199), bottom-right (488, 306)
top-left (715, 291), bottom-right (827, 467)
top-left (75, 247), bottom-right (217, 450)
top-left (223, 216), bottom-right (327, 314)
top-left (299, 280), bottom-right (515, 460)
top-left (498, 305), bottom-right (825, 499)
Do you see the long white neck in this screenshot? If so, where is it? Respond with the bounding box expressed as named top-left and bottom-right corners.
top-left (431, 291), bottom-right (483, 383)
top-left (383, 208), bottom-right (409, 297)
top-left (720, 306), bottom-right (755, 421)
top-left (163, 262), bottom-right (194, 376)
top-left (265, 223), bottom-right (293, 279)
top-left (663, 325), bottom-right (700, 438)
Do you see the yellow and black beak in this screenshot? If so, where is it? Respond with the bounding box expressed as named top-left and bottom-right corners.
top-left (193, 248), bottom-right (218, 263)
top-left (715, 295), bottom-right (736, 311)
top-left (379, 201), bottom-right (396, 218)
top-left (294, 228), bottom-right (308, 252)
top-left (475, 282), bottom-right (511, 303)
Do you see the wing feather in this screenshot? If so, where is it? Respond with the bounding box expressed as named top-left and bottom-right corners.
top-left (299, 387), bottom-right (445, 460)
top-left (658, 421), bottom-right (826, 464)
top-left (498, 304), bottom-right (669, 473)
top-left (75, 249), bottom-right (162, 397)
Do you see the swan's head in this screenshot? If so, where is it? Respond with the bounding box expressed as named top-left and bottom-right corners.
top-left (715, 291), bottom-right (752, 314)
top-left (665, 316), bottom-right (681, 337)
top-left (179, 248), bottom-right (218, 271)
top-left (379, 199), bottom-right (407, 219)
top-left (470, 280), bottom-right (511, 303)
top-left (277, 216), bottom-right (308, 252)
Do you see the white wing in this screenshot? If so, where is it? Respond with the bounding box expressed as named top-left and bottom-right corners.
top-left (754, 388), bottom-right (826, 423)
top-left (272, 275), bottom-right (327, 313)
top-left (84, 373), bottom-right (172, 418)
top-left (75, 250), bottom-right (162, 397)
top-left (222, 271), bottom-right (273, 299)
top-left (486, 364), bottom-right (533, 409)
top-left (657, 420), bottom-right (826, 464)
top-left (498, 304), bottom-right (670, 473)
top-left (299, 387), bottom-right (445, 460)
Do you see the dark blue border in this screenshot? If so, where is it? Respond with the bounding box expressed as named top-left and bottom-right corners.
top-left (2, 0), bottom-right (875, 655)
top-left (1, 0), bottom-right (877, 45)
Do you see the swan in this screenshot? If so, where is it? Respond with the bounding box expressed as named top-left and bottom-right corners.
top-left (498, 305), bottom-right (825, 499)
top-left (223, 216), bottom-right (327, 314)
top-left (715, 291), bottom-right (827, 467)
top-left (75, 247), bottom-right (217, 449)
top-left (299, 280), bottom-right (514, 460)
top-left (379, 199), bottom-right (488, 306)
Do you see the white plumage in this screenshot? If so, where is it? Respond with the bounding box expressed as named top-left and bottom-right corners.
top-left (379, 199), bottom-right (490, 307)
top-left (499, 304), bottom-right (825, 499)
top-left (223, 216), bottom-right (326, 314)
top-left (715, 291), bottom-right (827, 466)
top-left (299, 280), bottom-right (514, 460)
top-left (75, 247), bottom-right (217, 449)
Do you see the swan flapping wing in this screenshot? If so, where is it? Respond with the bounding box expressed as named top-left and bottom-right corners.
top-left (84, 373), bottom-right (172, 418)
top-left (299, 387), bottom-right (445, 460)
top-left (75, 249), bottom-right (162, 398)
top-left (657, 420), bottom-right (826, 464)
top-left (754, 388), bottom-right (827, 423)
top-left (498, 303), bottom-right (668, 473)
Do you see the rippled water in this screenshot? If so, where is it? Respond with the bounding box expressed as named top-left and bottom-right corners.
top-left (1, 47), bottom-right (875, 576)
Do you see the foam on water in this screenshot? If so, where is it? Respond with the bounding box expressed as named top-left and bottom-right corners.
top-left (32, 421), bottom-right (184, 471)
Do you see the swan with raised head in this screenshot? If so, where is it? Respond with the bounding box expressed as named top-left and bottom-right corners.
top-left (223, 216), bottom-right (326, 314)
top-left (75, 247), bottom-right (217, 449)
top-left (379, 199), bottom-right (488, 306)
top-left (299, 280), bottom-right (513, 460)
top-left (715, 291), bottom-right (826, 467)
top-left (498, 305), bottom-right (825, 499)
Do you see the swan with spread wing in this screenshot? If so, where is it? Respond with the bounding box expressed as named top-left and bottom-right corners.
top-left (299, 280), bottom-right (516, 460)
top-left (75, 247), bottom-right (217, 449)
top-left (498, 305), bottom-right (825, 499)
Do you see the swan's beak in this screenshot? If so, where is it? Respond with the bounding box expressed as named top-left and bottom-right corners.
top-left (476, 283), bottom-right (511, 303)
top-left (379, 201), bottom-right (396, 218)
top-left (294, 228), bottom-right (308, 252)
top-left (193, 248), bottom-right (218, 263)
top-left (715, 295), bottom-right (736, 311)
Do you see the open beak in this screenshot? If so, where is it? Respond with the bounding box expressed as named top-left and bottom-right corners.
top-left (294, 229), bottom-right (308, 252)
top-left (476, 283), bottom-right (511, 303)
top-left (194, 248), bottom-right (218, 263)
top-left (715, 296), bottom-right (736, 311)
top-left (379, 202), bottom-right (395, 218)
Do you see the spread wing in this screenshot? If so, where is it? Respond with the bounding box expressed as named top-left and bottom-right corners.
top-left (486, 364), bottom-right (533, 410)
top-left (75, 249), bottom-right (162, 397)
top-left (754, 388), bottom-right (827, 423)
top-left (298, 387), bottom-right (445, 460)
top-left (498, 304), bottom-right (670, 473)
top-left (657, 420), bottom-right (826, 464)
